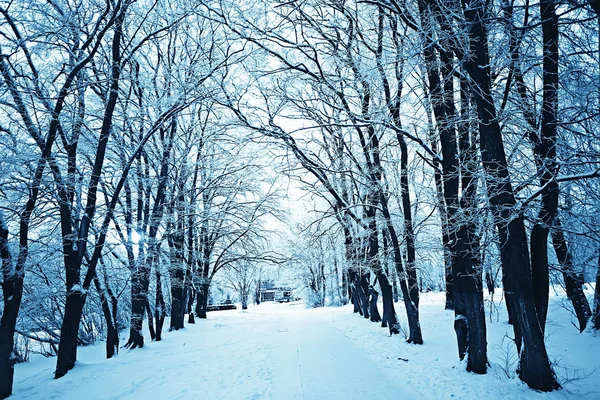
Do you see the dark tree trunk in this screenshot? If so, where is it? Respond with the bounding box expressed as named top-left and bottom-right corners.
top-left (369, 286), bottom-right (382, 323)
top-left (126, 261), bottom-right (151, 348)
top-left (462, 0), bottom-right (559, 390)
top-left (384, 217), bottom-right (422, 343)
top-left (417, 0), bottom-right (455, 312)
top-left (551, 221), bottom-right (591, 332)
top-left (126, 116), bottom-right (176, 346)
top-left (196, 282), bottom-right (210, 319)
top-left (484, 259), bottom-right (495, 295)
top-left (145, 301), bottom-right (156, 341)
top-left (169, 223), bottom-right (185, 330)
top-left (449, 226), bottom-right (487, 374)
top-left (0, 0), bottom-right (118, 388)
top-left (378, 274), bottom-right (399, 333)
top-left (363, 194), bottom-right (396, 330)
top-left (92, 270), bottom-right (118, 359)
top-left (417, 0), bottom-right (486, 372)
top-left (342, 227), bottom-right (359, 312)
top-left (55, 291), bottom-right (85, 378)
top-left (444, 247), bottom-right (454, 309)
top-left (154, 270), bottom-right (166, 341)
top-left (593, 252), bottom-right (600, 330)
top-left (529, 0), bottom-right (561, 334)
top-left (360, 273), bottom-right (370, 318)
top-left (530, 224), bottom-right (551, 333)
top-left (169, 263), bottom-right (186, 331)
top-left (55, 4), bottom-right (129, 378)
top-left (0, 329), bottom-right (15, 399)
top-left (352, 271), bottom-right (370, 319)
top-left (187, 288), bottom-right (196, 324)
top-left (349, 270), bottom-right (361, 314)
top-left (0, 216), bottom-right (22, 399)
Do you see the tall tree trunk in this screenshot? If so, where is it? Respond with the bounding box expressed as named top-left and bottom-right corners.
top-left (55, 4), bottom-right (128, 378)
top-left (417, 0), bottom-right (486, 372)
top-left (382, 216), bottom-right (422, 343)
top-left (126, 116), bottom-right (176, 346)
top-left (530, 0), bottom-right (560, 334)
top-left (591, 0), bottom-right (600, 331)
top-left (462, 0), bottom-right (559, 390)
top-left (169, 233), bottom-right (186, 331)
top-left (0, 215), bottom-right (22, 399)
top-left (593, 251), bottom-right (600, 330)
top-left (364, 195), bottom-right (397, 332)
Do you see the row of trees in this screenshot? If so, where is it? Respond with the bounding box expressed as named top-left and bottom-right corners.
top-left (0, 0), bottom-right (282, 397)
top-left (211, 0), bottom-right (600, 392)
top-left (1, 0), bottom-right (600, 397)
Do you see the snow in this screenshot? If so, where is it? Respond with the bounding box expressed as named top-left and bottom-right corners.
top-left (12, 289), bottom-right (600, 399)
top-left (69, 284), bottom-right (86, 294)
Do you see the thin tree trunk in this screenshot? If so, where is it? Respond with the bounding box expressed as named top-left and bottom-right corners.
top-left (154, 270), bottom-right (166, 341)
top-left (196, 281), bottom-right (210, 319)
top-left (530, 0), bottom-right (560, 334)
top-left (0, 215), bottom-right (21, 398)
top-left (593, 251), bottom-right (600, 330)
top-left (92, 269), bottom-right (118, 359)
top-left (169, 231), bottom-right (186, 331)
top-left (145, 300), bottom-right (156, 341)
top-left (187, 288), bottom-right (196, 324)
top-left (551, 219), bottom-right (591, 332)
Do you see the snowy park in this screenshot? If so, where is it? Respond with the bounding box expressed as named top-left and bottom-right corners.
top-left (2, 0), bottom-right (600, 398)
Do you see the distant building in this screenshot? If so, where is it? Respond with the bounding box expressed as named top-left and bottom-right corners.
top-left (260, 286), bottom-right (294, 302)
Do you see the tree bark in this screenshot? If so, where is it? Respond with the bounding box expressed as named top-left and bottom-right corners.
top-left (126, 117), bottom-right (176, 346)
top-left (551, 220), bottom-right (591, 332)
top-left (55, 3), bottom-right (128, 378)
top-left (0, 215), bottom-right (21, 399)
top-left (530, 0), bottom-right (560, 334)
top-left (593, 252), bottom-right (600, 330)
top-left (462, 0), bottom-right (559, 390)
top-left (154, 270), bottom-right (166, 341)
top-left (126, 265), bottom-right (150, 348)
top-left (196, 282), bottom-right (210, 319)
top-left (169, 222), bottom-right (186, 331)
top-left (92, 268), bottom-right (118, 359)
top-left (417, 0), bottom-right (486, 372)
top-left (369, 286), bottom-right (382, 323)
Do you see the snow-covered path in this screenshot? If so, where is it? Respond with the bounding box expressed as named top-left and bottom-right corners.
top-left (12, 295), bottom-right (600, 399)
top-left (13, 303), bottom-right (416, 400)
top-left (262, 309), bottom-right (417, 400)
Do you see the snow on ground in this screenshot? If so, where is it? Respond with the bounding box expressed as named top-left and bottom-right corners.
top-left (12, 289), bottom-right (600, 400)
